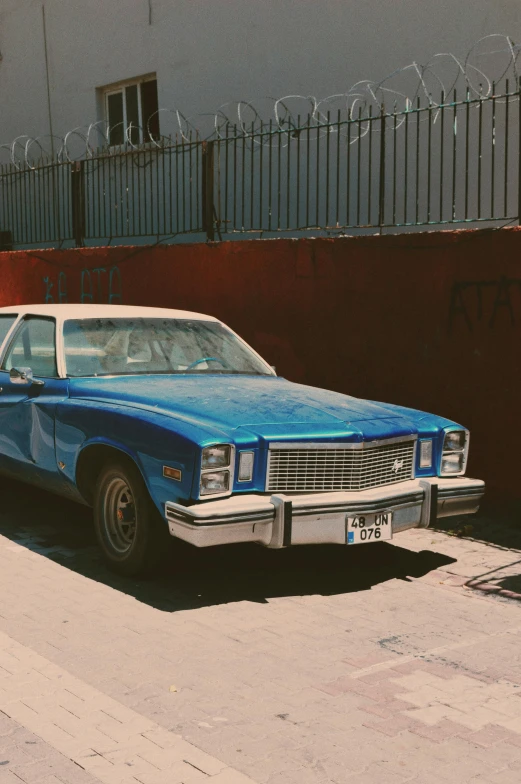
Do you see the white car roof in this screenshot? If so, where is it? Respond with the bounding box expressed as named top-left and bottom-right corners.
top-left (0, 304), bottom-right (218, 322)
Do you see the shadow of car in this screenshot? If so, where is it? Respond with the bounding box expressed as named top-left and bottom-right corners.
top-left (0, 477), bottom-right (457, 612)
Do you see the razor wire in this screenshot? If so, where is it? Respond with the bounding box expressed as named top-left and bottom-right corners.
top-left (1, 33), bottom-right (520, 171)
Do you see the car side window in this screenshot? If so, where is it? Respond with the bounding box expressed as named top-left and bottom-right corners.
top-left (0, 315), bottom-right (17, 348)
top-left (2, 317), bottom-right (58, 378)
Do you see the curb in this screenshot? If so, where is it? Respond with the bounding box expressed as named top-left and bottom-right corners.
top-left (465, 579), bottom-right (521, 602)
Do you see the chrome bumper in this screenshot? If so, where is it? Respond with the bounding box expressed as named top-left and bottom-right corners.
top-left (165, 477), bottom-right (484, 549)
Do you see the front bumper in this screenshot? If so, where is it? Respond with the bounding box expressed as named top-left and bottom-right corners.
top-left (165, 476), bottom-right (484, 549)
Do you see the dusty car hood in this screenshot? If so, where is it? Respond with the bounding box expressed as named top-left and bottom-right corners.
top-left (68, 375), bottom-right (432, 441)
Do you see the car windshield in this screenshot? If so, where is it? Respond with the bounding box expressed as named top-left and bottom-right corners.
top-left (63, 318), bottom-right (271, 377)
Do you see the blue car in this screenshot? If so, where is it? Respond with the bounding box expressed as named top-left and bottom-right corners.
top-left (0, 304), bottom-right (484, 575)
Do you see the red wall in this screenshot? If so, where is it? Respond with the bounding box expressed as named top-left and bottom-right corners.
top-left (1, 228), bottom-right (520, 498)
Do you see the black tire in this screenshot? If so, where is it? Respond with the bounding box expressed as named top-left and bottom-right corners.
top-left (93, 459), bottom-right (169, 577)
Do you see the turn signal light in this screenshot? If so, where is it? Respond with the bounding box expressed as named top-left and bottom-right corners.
top-left (238, 451), bottom-right (255, 482)
top-left (163, 466), bottom-right (182, 481)
top-left (419, 440), bottom-right (433, 468)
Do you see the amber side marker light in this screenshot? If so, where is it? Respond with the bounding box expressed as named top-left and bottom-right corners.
top-left (163, 466), bottom-right (182, 481)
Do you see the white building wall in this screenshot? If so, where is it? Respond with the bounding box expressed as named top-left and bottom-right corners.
top-left (0, 0), bottom-right (520, 146)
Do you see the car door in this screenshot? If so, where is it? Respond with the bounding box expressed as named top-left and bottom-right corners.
top-left (0, 315), bottom-right (69, 491)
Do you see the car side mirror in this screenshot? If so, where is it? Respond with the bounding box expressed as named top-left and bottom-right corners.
top-left (10, 367), bottom-right (44, 387)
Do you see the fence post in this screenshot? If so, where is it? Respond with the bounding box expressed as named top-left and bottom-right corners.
top-left (71, 161), bottom-right (85, 247)
top-left (202, 141), bottom-right (215, 241)
top-left (378, 104), bottom-right (386, 230)
top-left (0, 231), bottom-right (13, 251)
top-left (518, 77), bottom-right (521, 225)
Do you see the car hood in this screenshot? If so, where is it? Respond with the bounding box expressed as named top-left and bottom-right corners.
top-left (68, 375), bottom-right (446, 442)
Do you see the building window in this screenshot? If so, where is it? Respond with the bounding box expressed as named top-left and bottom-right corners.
top-left (104, 77), bottom-right (160, 146)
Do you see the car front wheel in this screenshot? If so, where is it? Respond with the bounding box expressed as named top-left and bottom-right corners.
top-left (94, 460), bottom-right (168, 576)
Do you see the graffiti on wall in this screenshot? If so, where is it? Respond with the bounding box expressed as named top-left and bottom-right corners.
top-left (449, 276), bottom-right (521, 332)
top-left (43, 266), bottom-right (123, 304)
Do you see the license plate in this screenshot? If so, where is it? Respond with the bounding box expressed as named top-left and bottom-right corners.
top-left (346, 512), bottom-right (393, 544)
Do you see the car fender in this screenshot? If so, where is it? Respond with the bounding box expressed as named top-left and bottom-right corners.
top-left (55, 398), bottom-right (217, 514)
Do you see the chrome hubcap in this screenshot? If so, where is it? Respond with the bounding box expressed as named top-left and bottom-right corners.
top-left (103, 478), bottom-right (137, 554)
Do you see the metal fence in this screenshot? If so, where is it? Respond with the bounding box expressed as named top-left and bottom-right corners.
top-left (1, 83), bottom-right (520, 248)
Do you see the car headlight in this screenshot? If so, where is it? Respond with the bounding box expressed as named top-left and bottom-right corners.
top-left (440, 429), bottom-right (468, 475)
top-left (200, 444), bottom-right (234, 497)
top-left (441, 452), bottom-right (464, 474)
top-left (200, 470), bottom-right (230, 495)
top-left (444, 431), bottom-right (466, 451)
top-left (202, 445), bottom-right (232, 470)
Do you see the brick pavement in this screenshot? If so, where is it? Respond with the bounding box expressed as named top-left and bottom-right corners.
top-left (0, 482), bottom-right (520, 783)
top-left (0, 630), bottom-right (253, 783)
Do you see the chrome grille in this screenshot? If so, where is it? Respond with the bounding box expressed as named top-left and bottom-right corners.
top-left (266, 438), bottom-right (416, 492)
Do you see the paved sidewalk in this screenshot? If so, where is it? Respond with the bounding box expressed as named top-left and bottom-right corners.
top-left (433, 503), bottom-right (521, 601)
top-left (0, 481), bottom-right (520, 784)
top-left (0, 631), bottom-right (253, 784)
